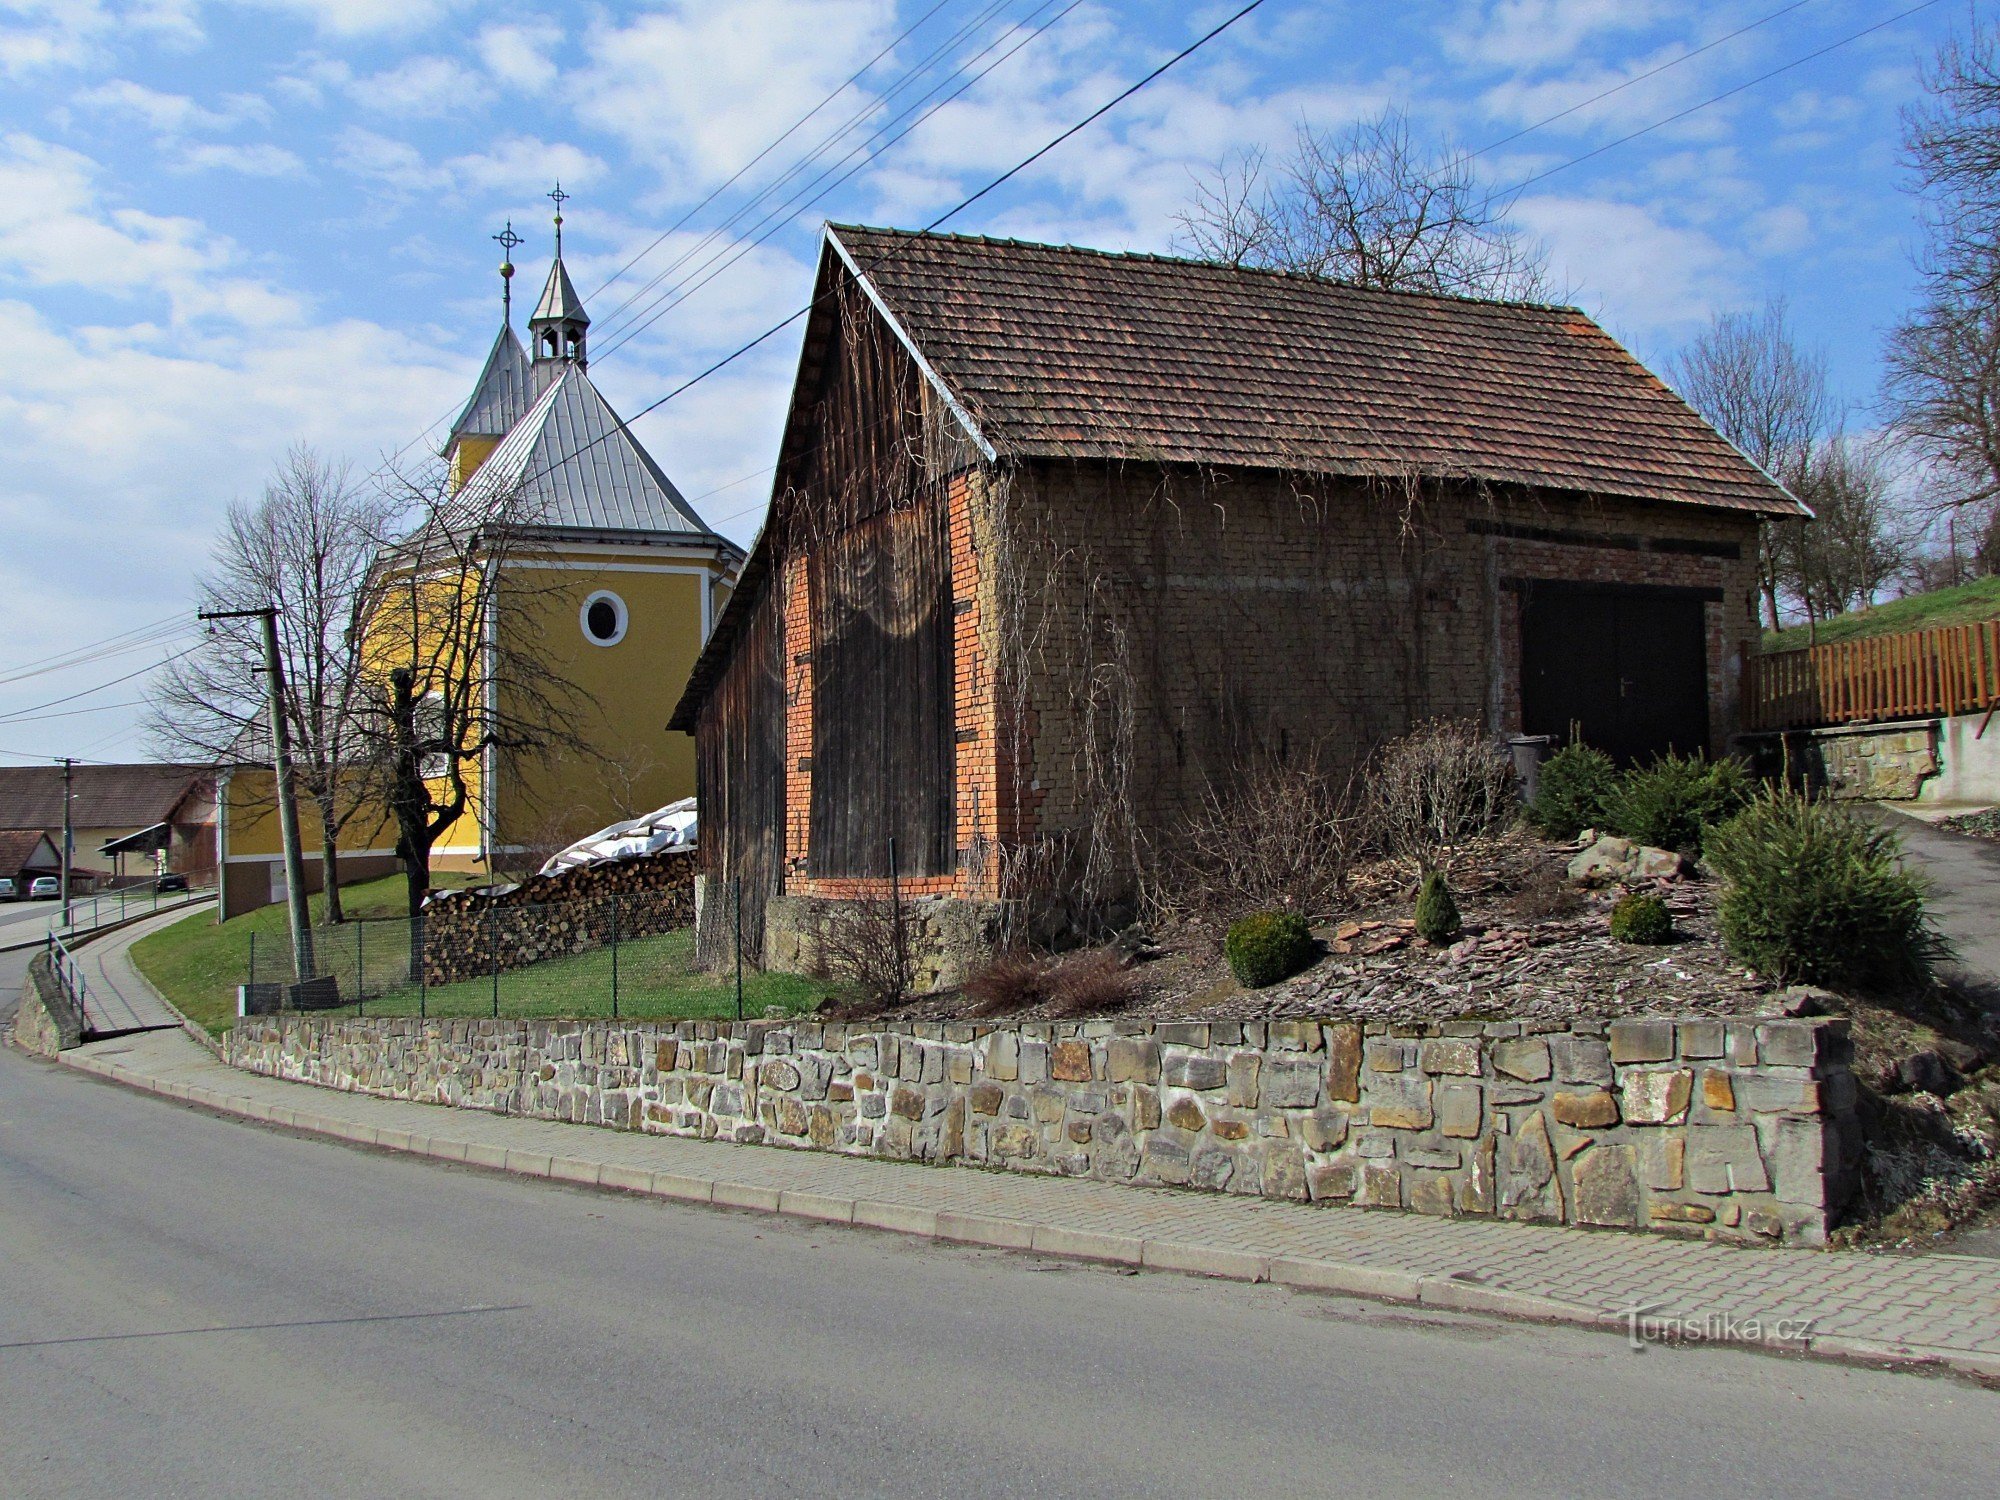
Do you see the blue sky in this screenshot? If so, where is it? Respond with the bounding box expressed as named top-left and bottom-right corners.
top-left (0, 0), bottom-right (1966, 761)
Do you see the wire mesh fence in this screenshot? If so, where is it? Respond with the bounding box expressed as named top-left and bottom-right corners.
top-left (239, 882), bottom-right (821, 1024)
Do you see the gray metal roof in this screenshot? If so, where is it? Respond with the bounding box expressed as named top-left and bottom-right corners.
top-left (532, 256), bottom-right (589, 328)
top-left (458, 364), bottom-right (715, 537)
top-left (447, 324), bottom-right (535, 445)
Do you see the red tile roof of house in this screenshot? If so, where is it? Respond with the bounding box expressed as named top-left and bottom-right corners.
top-left (0, 763), bottom-right (214, 833)
top-left (0, 828), bottom-right (61, 879)
top-left (828, 225), bottom-right (1806, 516)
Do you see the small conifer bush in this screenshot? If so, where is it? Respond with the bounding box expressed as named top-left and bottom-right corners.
top-left (1609, 892), bottom-right (1674, 945)
top-left (1603, 751), bottom-right (1750, 853)
top-left (1530, 742), bottom-right (1617, 840)
top-left (1706, 790), bottom-right (1946, 990)
top-left (1224, 911), bottom-right (1316, 988)
top-left (1414, 870), bottom-right (1462, 945)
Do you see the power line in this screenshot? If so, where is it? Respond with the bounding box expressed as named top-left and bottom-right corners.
top-left (1497, 0), bottom-right (1947, 196)
top-left (587, 0), bottom-right (964, 305)
top-left (1467, 0), bottom-right (1818, 162)
top-left (0, 646), bottom-right (200, 725)
top-left (0, 615), bottom-right (191, 689)
top-left (502, 0), bottom-right (1269, 506)
top-left (592, 0), bottom-right (1049, 352)
top-left (0, 699), bottom-right (148, 725)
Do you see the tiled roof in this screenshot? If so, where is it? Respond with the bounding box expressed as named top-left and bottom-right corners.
top-left (0, 828), bottom-right (60, 878)
top-left (828, 225), bottom-right (1805, 516)
top-left (0, 763), bottom-right (213, 832)
top-left (457, 364), bottom-right (717, 538)
top-left (448, 324), bottom-right (536, 446)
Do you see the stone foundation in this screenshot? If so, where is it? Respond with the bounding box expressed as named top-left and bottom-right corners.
top-left (760, 892), bottom-right (1008, 992)
top-left (227, 1011), bottom-right (1860, 1246)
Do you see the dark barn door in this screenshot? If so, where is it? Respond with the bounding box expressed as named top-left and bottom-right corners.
top-left (1519, 582), bottom-right (1710, 764)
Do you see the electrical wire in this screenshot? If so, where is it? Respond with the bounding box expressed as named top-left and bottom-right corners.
top-left (0, 647), bottom-right (201, 725)
top-left (0, 699), bottom-right (148, 725)
top-left (0, 616), bottom-right (192, 689)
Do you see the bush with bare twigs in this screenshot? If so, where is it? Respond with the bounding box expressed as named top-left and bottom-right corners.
top-left (1045, 950), bottom-right (1142, 1017)
top-left (1146, 753), bottom-right (1361, 925)
top-left (1364, 719), bottom-right (1517, 870)
top-left (811, 896), bottom-right (914, 1009)
top-left (962, 950), bottom-right (1053, 1016)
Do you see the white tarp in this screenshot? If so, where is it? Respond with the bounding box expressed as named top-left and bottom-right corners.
top-left (538, 797), bottom-right (697, 875)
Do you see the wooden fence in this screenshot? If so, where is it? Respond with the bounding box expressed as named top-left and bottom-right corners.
top-left (1744, 619), bottom-right (2000, 732)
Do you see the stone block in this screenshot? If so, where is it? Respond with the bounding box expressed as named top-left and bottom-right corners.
top-left (1622, 1069), bottom-right (1693, 1126)
top-left (1771, 1118), bottom-right (1832, 1207)
top-left (1649, 1201), bottom-right (1715, 1225)
top-left (1141, 1139), bottom-right (1191, 1185)
top-left (1756, 1023), bottom-right (1818, 1069)
top-left (1212, 1116), bottom-right (1251, 1142)
top-left (1226, 1052), bottom-right (1261, 1107)
top-left (1573, 1144), bottom-right (1639, 1228)
top-left (1269, 1020), bottom-right (1321, 1052)
top-left (1403, 1145), bottom-right (1462, 1170)
top-left (1364, 1040), bottom-right (1408, 1074)
top-left (1641, 1135), bottom-right (1686, 1192)
top-left (775, 1096), bottom-right (809, 1136)
top-left (1324, 1024), bottom-right (1363, 1101)
top-left (761, 1058), bottom-right (801, 1093)
top-left (1369, 1074), bottom-right (1434, 1130)
top-left (1608, 1020), bottom-right (1674, 1064)
top-left (1164, 1052), bottom-right (1226, 1091)
top-left (1105, 1037), bottom-right (1159, 1083)
top-left (1132, 1087), bottom-right (1161, 1130)
top-left (986, 1031), bottom-right (1019, 1082)
top-left (1308, 1160), bottom-right (1357, 1200)
top-left (890, 1086), bottom-right (925, 1121)
top-left (1263, 1059), bottom-right (1322, 1109)
top-left (1702, 1069), bottom-right (1735, 1113)
top-left (1019, 1041), bottom-right (1048, 1086)
top-left (1155, 1023), bottom-right (1210, 1047)
top-left (969, 1081), bottom-right (1004, 1116)
top-left (1355, 1165), bottom-right (1403, 1208)
top-left (1050, 1040), bottom-right (1092, 1082)
top-left (1438, 1082), bottom-right (1483, 1139)
top-left (1491, 1038), bottom-right (1552, 1082)
top-left (1190, 1148), bottom-right (1236, 1191)
top-left (1550, 1034), bottom-right (1613, 1086)
top-left (1165, 1096), bottom-right (1206, 1132)
top-left (1032, 1088), bottom-right (1065, 1123)
top-left (1498, 1111), bottom-right (1562, 1222)
top-left (1551, 1089), bottom-right (1619, 1128)
top-left (1409, 1172), bottom-right (1457, 1216)
top-left (1302, 1111), bottom-right (1349, 1152)
top-left (1418, 1038), bottom-right (1482, 1076)
top-left (1688, 1124), bottom-right (1768, 1194)
top-left (1263, 1141), bottom-right (1307, 1200)
top-left (990, 1123), bottom-right (1038, 1161)
top-left (1460, 1136), bottom-right (1497, 1215)
top-left (1677, 1022), bottom-right (1725, 1060)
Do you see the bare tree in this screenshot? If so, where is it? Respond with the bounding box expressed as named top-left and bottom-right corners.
top-left (1174, 109), bottom-right (1554, 300)
top-left (354, 464), bottom-right (600, 920)
top-left (148, 445), bottom-right (392, 924)
top-left (1668, 300), bottom-right (1831, 630)
top-left (1777, 432), bottom-right (1913, 625)
top-left (1883, 18), bottom-right (2000, 560)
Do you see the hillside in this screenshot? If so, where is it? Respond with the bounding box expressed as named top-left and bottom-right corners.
top-left (1762, 575), bottom-right (2000, 653)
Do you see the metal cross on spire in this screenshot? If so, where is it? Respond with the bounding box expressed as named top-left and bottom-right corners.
top-left (493, 220), bottom-right (525, 322)
top-left (548, 182), bottom-right (569, 256)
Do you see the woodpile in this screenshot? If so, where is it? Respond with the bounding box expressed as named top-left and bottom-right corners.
top-left (422, 852), bottom-right (696, 986)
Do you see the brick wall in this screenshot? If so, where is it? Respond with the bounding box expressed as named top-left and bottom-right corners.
top-left (228, 1010), bottom-right (1860, 1247)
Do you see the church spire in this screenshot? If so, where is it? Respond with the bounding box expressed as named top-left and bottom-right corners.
top-left (493, 220), bottom-right (524, 325)
top-left (530, 183), bottom-right (588, 369)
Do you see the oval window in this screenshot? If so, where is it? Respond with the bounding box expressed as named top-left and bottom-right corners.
top-left (580, 589), bottom-right (628, 647)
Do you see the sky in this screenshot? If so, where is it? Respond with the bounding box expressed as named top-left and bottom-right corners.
top-left (0, 0), bottom-right (1968, 763)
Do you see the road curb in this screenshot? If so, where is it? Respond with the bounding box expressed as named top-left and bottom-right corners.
top-left (54, 1042), bottom-right (2000, 1389)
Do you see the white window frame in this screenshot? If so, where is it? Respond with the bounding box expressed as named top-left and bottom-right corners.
top-left (580, 588), bottom-right (628, 647)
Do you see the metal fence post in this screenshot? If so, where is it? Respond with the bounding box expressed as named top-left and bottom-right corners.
top-left (610, 896), bottom-right (620, 1020)
top-left (733, 876), bottom-right (744, 1022)
top-left (355, 919), bottom-right (366, 1016)
top-left (248, 929), bottom-right (256, 990)
top-left (490, 903), bottom-right (500, 1019)
top-left (417, 911), bottom-right (427, 1020)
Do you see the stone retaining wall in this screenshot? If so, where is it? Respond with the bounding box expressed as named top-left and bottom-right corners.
top-left (11, 954), bottom-right (82, 1056)
top-left (226, 1012), bottom-right (1860, 1246)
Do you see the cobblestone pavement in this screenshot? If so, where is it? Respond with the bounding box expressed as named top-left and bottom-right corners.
top-left (66, 903), bottom-right (201, 1034)
top-left (63, 1020), bottom-right (2000, 1385)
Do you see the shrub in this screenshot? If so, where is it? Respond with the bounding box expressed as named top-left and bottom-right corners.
top-left (1530, 742), bottom-right (1617, 840)
top-left (1149, 752), bottom-right (1360, 924)
top-left (1609, 892), bottom-right (1674, 944)
top-left (1603, 752), bottom-right (1750, 853)
top-left (1414, 870), bottom-right (1462, 945)
top-left (1046, 950), bottom-right (1143, 1016)
top-left (1705, 790), bottom-right (1947, 990)
top-left (962, 950), bottom-right (1052, 1016)
top-left (1225, 911), bottom-right (1316, 988)
top-left (811, 895), bottom-right (914, 1009)
top-left (1366, 719), bottom-right (1517, 866)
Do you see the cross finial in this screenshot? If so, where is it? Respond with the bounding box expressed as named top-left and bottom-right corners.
top-left (548, 182), bottom-right (569, 256)
top-left (493, 220), bottom-right (524, 322)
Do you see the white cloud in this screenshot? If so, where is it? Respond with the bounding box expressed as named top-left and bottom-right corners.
top-left (477, 17), bottom-right (562, 93)
top-left (336, 128), bottom-right (604, 202)
top-left (347, 54), bottom-right (489, 117)
top-left (77, 79), bottom-right (254, 134)
top-left (1514, 191), bottom-right (1739, 338)
top-left (235, 0), bottom-right (466, 39)
top-left (0, 0), bottom-right (111, 77)
top-left (1446, 0), bottom-right (1671, 73)
top-left (175, 141), bottom-right (306, 177)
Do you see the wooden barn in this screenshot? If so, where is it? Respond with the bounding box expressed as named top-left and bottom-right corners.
top-left (668, 226), bottom-right (1805, 972)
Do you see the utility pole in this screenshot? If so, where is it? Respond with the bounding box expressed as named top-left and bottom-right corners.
top-left (200, 606), bottom-right (314, 984)
top-left (59, 756), bottom-right (73, 928)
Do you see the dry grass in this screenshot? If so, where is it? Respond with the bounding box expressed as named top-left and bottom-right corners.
top-left (1045, 950), bottom-right (1143, 1017)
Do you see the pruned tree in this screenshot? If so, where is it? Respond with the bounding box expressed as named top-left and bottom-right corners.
top-left (1882, 18), bottom-right (2000, 563)
top-left (1173, 108), bottom-right (1555, 300)
top-left (147, 445), bottom-right (392, 924)
top-left (1668, 300), bottom-right (1831, 630)
top-left (354, 463), bottom-right (601, 920)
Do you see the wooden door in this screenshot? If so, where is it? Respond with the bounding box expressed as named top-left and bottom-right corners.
top-left (1520, 582), bottom-right (1710, 764)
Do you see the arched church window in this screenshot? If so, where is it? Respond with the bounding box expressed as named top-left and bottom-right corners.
top-left (581, 589), bottom-right (628, 647)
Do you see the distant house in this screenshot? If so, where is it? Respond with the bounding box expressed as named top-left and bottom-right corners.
top-left (670, 226), bottom-right (1806, 965)
top-left (0, 762), bottom-right (216, 886)
top-left (0, 829), bottom-right (61, 890)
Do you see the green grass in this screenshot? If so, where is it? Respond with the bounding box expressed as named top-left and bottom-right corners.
top-left (1763, 576), bottom-right (2000, 652)
top-left (128, 872), bottom-right (827, 1035)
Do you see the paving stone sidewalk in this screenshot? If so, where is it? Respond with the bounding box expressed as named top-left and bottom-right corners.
top-left (59, 1021), bottom-right (2000, 1384)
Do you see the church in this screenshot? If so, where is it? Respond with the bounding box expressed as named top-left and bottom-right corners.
top-left (215, 195), bottom-right (740, 917)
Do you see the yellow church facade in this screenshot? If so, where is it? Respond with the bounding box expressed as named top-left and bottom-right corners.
top-left (217, 207), bottom-right (739, 917)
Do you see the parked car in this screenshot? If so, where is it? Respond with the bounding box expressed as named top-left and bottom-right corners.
top-left (0, 877), bottom-right (17, 901)
top-left (28, 876), bottom-right (59, 899)
top-left (157, 872), bottom-right (189, 892)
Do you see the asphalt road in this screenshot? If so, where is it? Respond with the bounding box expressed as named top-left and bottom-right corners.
top-left (2, 966), bottom-right (1997, 1498)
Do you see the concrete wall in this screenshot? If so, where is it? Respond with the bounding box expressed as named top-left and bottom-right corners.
top-left (1742, 711), bottom-right (2000, 805)
top-left (227, 1010), bottom-right (1859, 1247)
